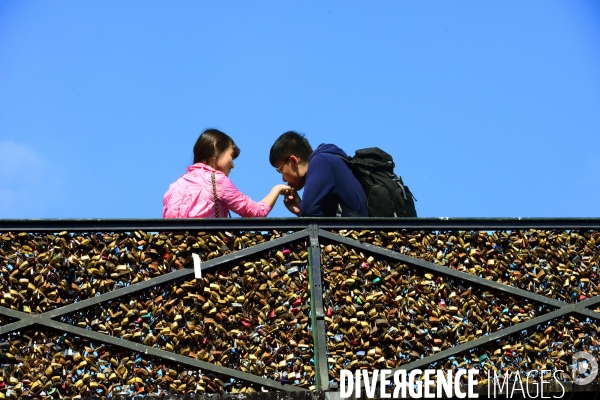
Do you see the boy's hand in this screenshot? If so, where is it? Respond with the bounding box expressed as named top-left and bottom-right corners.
top-left (283, 188), bottom-right (301, 216)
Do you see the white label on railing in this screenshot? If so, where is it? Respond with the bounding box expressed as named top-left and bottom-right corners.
top-left (192, 253), bottom-right (202, 279)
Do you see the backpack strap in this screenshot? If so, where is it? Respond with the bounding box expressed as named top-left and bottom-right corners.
top-left (336, 202), bottom-right (363, 218)
top-left (332, 154), bottom-right (364, 217)
top-left (335, 154), bottom-right (350, 164)
top-left (386, 171), bottom-right (407, 200)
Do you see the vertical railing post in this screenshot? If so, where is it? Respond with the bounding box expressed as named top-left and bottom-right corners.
top-left (308, 224), bottom-right (330, 391)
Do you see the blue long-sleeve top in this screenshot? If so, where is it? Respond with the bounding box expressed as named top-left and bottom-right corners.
top-left (300, 144), bottom-right (368, 217)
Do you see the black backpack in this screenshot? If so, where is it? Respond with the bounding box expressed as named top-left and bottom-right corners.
top-left (339, 147), bottom-right (417, 217)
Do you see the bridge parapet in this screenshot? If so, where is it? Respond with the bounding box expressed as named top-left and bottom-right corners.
top-left (0, 218), bottom-right (599, 398)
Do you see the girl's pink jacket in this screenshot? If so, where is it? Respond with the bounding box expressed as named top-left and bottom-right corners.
top-left (163, 163), bottom-right (271, 218)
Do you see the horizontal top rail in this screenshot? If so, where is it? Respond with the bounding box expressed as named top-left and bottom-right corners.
top-left (1, 217), bottom-right (600, 231)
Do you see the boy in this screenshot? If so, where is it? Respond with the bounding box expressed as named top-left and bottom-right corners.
top-left (269, 131), bottom-right (367, 217)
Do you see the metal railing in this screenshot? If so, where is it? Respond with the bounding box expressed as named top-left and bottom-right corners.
top-left (1, 218), bottom-right (600, 397)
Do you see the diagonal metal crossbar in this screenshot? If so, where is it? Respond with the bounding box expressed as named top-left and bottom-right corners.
top-left (0, 229), bottom-right (311, 392)
top-left (391, 298), bottom-right (600, 375)
top-left (317, 229), bottom-right (600, 380)
top-left (0, 229), bottom-right (310, 330)
top-left (0, 307), bottom-right (306, 392)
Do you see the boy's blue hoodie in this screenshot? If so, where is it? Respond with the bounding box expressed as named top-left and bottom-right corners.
top-left (300, 144), bottom-right (368, 217)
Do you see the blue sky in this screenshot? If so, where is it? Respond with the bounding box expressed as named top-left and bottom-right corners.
top-left (1, 1), bottom-right (599, 219)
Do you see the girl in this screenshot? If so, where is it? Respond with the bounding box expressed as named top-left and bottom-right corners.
top-left (163, 129), bottom-right (290, 218)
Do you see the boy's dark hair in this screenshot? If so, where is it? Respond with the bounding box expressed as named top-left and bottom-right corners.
top-left (269, 131), bottom-right (313, 166)
top-left (193, 128), bottom-right (240, 164)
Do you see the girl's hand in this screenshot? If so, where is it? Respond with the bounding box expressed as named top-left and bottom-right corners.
top-left (261, 185), bottom-right (294, 210)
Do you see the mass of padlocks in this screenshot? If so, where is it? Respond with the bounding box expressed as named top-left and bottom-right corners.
top-left (324, 229), bottom-right (600, 387)
top-left (0, 228), bottom-right (599, 397)
top-left (0, 230), bottom-right (313, 397)
top-left (333, 229), bottom-right (600, 302)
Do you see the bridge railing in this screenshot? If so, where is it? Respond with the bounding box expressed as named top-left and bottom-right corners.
top-left (1, 218), bottom-right (599, 398)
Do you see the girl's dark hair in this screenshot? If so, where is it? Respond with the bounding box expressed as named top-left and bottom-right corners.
top-left (193, 129), bottom-right (240, 164)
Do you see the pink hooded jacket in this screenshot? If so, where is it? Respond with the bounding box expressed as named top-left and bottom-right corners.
top-left (163, 163), bottom-right (271, 218)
